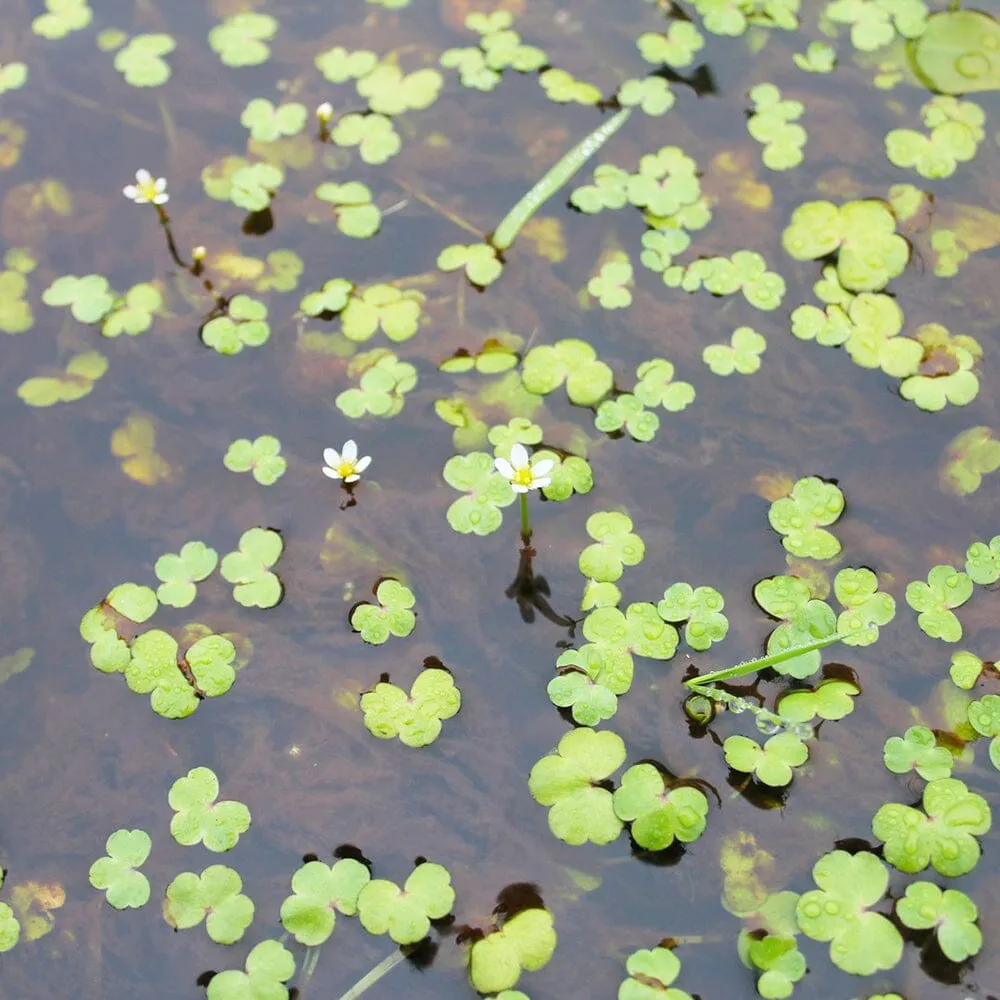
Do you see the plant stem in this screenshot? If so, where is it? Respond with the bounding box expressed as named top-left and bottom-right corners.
top-left (336, 948), bottom-right (410, 1000)
top-left (519, 492), bottom-right (531, 541)
top-left (684, 631), bottom-right (848, 689)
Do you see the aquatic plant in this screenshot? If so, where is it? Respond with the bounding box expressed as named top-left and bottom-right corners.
top-left (360, 665), bottom-right (460, 746)
top-left (88, 829), bottom-right (151, 910)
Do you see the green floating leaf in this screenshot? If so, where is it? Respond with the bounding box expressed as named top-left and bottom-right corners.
top-left (32, 0), bottom-right (93, 40)
top-left (793, 40), bottom-right (836, 72)
top-left (202, 295), bottom-right (270, 355)
top-left (743, 933), bottom-right (807, 1000)
top-left (748, 83), bottom-right (806, 171)
top-left (539, 67), bottom-right (601, 105)
top-left (587, 254), bottom-right (633, 309)
top-left (547, 669), bottom-right (618, 726)
top-left (443, 452), bottom-right (516, 535)
top-left (522, 338), bottom-right (613, 406)
top-left (965, 534), bottom-right (1000, 585)
top-left (0, 269), bottom-right (33, 334)
top-left (637, 21), bottom-right (705, 68)
top-left (208, 13), bottom-right (278, 67)
top-left (155, 541), bottom-right (218, 608)
top-left (469, 909), bottom-right (556, 995)
top-left (230, 163), bottom-right (284, 212)
top-left (240, 98), bottom-right (307, 142)
top-left (315, 46), bottom-right (378, 84)
top-left (206, 939), bottom-right (295, 1000)
top-left (657, 583), bottom-right (728, 651)
top-left (754, 574), bottom-right (835, 679)
top-left (220, 528), bottom-right (283, 608)
top-left (777, 678), bottom-right (859, 724)
top-left (949, 649), bottom-right (985, 690)
top-left (42, 274), bottom-right (114, 324)
top-left (883, 725), bottom-right (953, 781)
top-left (905, 565), bottom-right (972, 642)
top-left (723, 733), bottom-right (808, 787)
top-left (124, 629), bottom-right (198, 719)
top-left (910, 9), bottom-right (1000, 95)
top-left (595, 394), bottom-right (658, 442)
top-left (107, 582), bottom-right (158, 623)
top-left (833, 566), bottom-right (895, 645)
top-left (102, 282), bottom-right (162, 337)
top-left (0, 901), bottom-right (19, 953)
top-left (356, 64), bottom-right (443, 115)
top-left (164, 865), bottom-right (254, 944)
top-left (351, 579), bottom-right (416, 644)
top-left (634, 358), bottom-right (696, 411)
top-left (113, 33), bottom-right (175, 87)
top-left (332, 112), bottom-right (402, 164)
top-left (356, 862), bottom-right (454, 945)
top-left (89, 829), bottom-right (152, 909)
top-left (342, 284), bottom-right (424, 343)
top-left (169, 766), bottom-right (251, 853)
top-left (437, 242), bottom-right (503, 287)
top-left (782, 199), bottom-right (909, 293)
top-left (613, 764), bottom-right (709, 850)
top-left (872, 777), bottom-right (991, 876)
top-left (768, 477), bottom-right (844, 559)
top-left (619, 946), bottom-right (692, 1000)
top-left (578, 511), bottom-right (645, 583)
top-left (795, 850), bottom-right (902, 976)
top-left (361, 666), bottom-right (459, 746)
top-left (336, 349), bottom-right (417, 419)
top-left (224, 436), bottom-right (287, 485)
top-left (528, 727), bottom-right (626, 845)
top-left (0, 63), bottom-right (28, 94)
top-left (703, 327), bottom-right (766, 376)
top-left (315, 181), bottom-right (382, 239)
top-left (896, 882), bottom-right (981, 962)
top-left (280, 858), bottom-right (370, 946)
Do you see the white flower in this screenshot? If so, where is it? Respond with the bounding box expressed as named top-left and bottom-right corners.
top-left (322, 440), bottom-right (371, 484)
top-left (123, 169), bottom-right (168, 205)
top-left (494, 443), bottom-right (554, 493)
top-left (316, 101), bottom-right (334, 121)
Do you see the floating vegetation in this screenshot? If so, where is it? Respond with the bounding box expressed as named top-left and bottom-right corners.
top-left (4, 1), bottom-right (1000, 998)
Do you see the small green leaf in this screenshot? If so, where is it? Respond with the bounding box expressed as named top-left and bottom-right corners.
top-left (89, 829), bottom-right (152, 909)
top-left (351, 579), bottom-right (416, 644)
top-left (168, 766), bottom-right (251, 852)
top-left (356, 862), bottom-right (454, 944)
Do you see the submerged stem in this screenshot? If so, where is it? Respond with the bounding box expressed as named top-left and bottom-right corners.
top-left (520, 492), bottom-right (531, 541)
top-left (335, 948), bottom-right (410, 1000)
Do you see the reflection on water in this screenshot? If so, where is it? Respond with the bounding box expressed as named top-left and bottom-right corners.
top-left (1, 1), bottom-right (999, 998)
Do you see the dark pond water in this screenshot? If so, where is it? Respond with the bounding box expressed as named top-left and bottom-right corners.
top-left (1, 1), bottom-right (999, 999)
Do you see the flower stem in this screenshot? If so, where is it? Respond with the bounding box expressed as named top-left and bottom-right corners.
top-left (519, 492), bottom-right (531, 542)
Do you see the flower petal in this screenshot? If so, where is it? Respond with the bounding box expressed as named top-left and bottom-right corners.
top-left (354, 455), bottom-right (372, 473)
top-left (154, 177), bottom-right (167, 192)
top-left (135, 169), bottom-right (152, 185)
top-left (153, 193), bottom-right (169, 204)
top-left (342, 439), bottom-right (358, 461)
top-left (532, 476), bottom-right (552, 490)
top-left (322, 466), bottom-right (342, 480)
top-left (509, 443), bottom-right (529, 468)
top-left (531, 459), bottom-right (555, 477)
top-left (123, 185), bottom-right (138, 199)
top-left (511, 482), bottom-right (529, 493)
top-left (494, 457), bottom-right (515, 480)
top-left (344, 473), bottom-right (360, 483)
top-left (323, 448), bottom-right (341, 466)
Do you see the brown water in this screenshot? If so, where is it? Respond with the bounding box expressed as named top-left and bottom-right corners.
top-left (1, 1), bottom-right (999, 998)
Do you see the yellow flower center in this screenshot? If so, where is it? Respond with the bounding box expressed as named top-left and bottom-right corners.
top-left (338, 460), bottom-right (358, 479)
top-left (138, 179), bottom-right (160, 201)
top-left (513, 466), bottom-right (534, 488)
